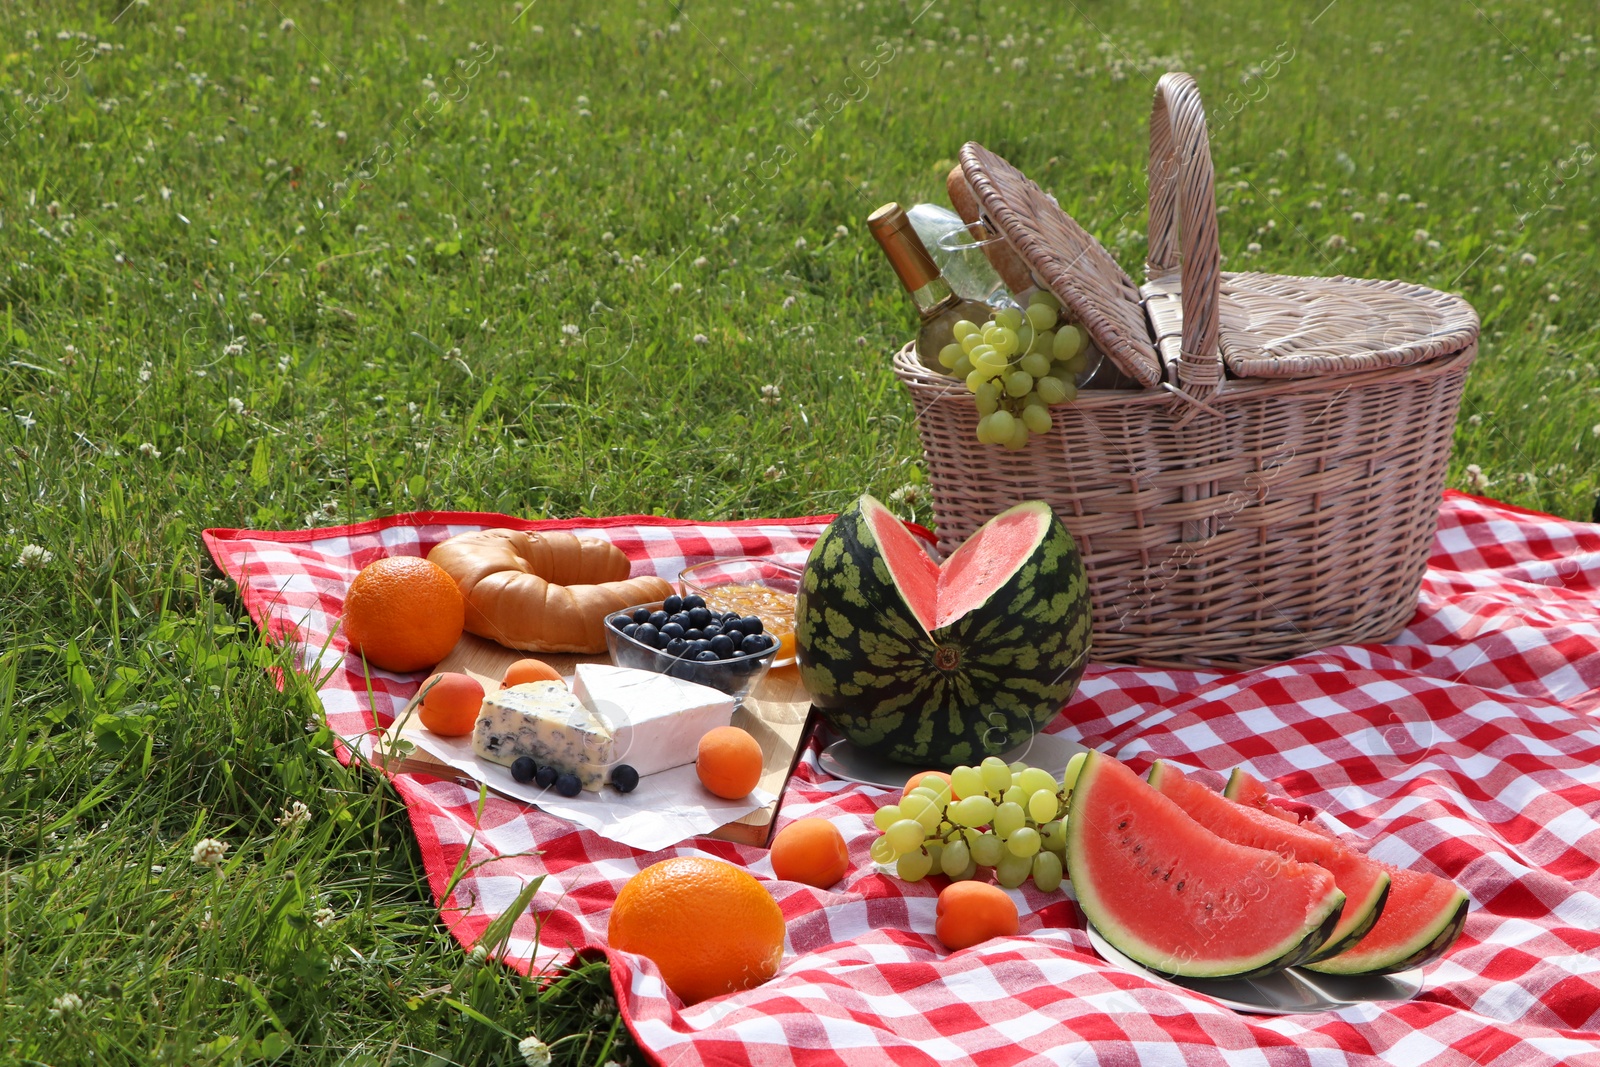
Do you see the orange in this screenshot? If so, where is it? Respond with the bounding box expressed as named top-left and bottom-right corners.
top-left (770, 818), bottom-right (850, 889)
top-left (935, 880), bottom-right (1019, 950)
top-left (341, 556), bottom-right (465, 673)
top-left (902, 771), bottom-right (952, 798)
top-left (608, 857), bottom-right (785, 1004)
top-left (419, 672), bottom-right (484, 736)
top-left (502, 658), bottom-right (562, 687)
top-left (696, 726), bottom-right (763, 800)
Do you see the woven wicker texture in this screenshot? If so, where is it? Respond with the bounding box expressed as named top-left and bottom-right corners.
top-left (959, 143), bottom-right (1163, 388)
top-left (895, 344), bottom-right (1474, 667)
top-left (898, 73), bottom-right (1479, 668)
top-left (1218, 272), bottom-right (1482, 378)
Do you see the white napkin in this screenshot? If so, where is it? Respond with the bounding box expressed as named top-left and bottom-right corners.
top-left (384, 706), bottom-right (774, 853)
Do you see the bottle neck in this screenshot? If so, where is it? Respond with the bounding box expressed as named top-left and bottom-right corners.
top-left (868, 202), bottom-right (959, 320)
top-left (907, 278), bottom-right (958, 321)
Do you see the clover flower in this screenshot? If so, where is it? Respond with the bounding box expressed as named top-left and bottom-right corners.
top-left (191, 837), bottom-right (228, 866)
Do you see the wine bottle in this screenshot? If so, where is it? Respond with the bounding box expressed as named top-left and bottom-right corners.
top-left (868, 202), bottom-right (994, 374)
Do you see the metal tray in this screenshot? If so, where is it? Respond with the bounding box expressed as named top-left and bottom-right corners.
top-left (1086, 925), bottom-right (1424, 1015)
top-left (819, 731), bottom-right (1090, 790)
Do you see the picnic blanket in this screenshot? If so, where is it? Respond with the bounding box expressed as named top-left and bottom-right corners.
top-left (203, 492), bottom-right (1600, 1066)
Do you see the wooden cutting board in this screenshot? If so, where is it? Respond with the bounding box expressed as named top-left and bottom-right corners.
top-left (374, 634), bottom-right (815, 847)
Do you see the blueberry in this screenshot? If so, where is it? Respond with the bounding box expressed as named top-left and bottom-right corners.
top-left (629, 607), bottom-right (648, 623)
top-left (683, 594), bottom-right (707, 611)
top-left (684, 629), bottom-right (704, 642)
top-left (534, 764), bottom-right (558, 788)
top-left (663, 594), bottom-right (684, 614)
top-left (665, 637), bottom-right (689, 657)
top-left (694, 649), bottom-right (720, 662)
top-left (702, 623), bottom-right (722, 640)
top-left (710, 634), bottom-right (735, 657)
top-left (661, 622), bottom-right (685, 640)
top-left (722, 623), bottom-right (745, 641)
top-left (511, 756), bottom-right (538, 783)
top-left (740, 615), bottom-right (765, 635)
top-left (723, 611), bottom-right (742, 625)
top-left (610, 764), bottom-right (640, 793)
top-left (555, 772), bottom-right (582, 798)
top-left (687, 606), bottom-right (712, 629)
top-left (622, 623), bottom-right (639, 638)
top-left (633, 623), bottom-right (658, 645)
top-left (669, 612), bottom-right (692, 627)
top-left (610, 614), bottom-right (632, 631)
top-left (648, 610), bottom-right (669, 628)
top-left (739, 633), bottom-right (769, 655)
top-left (687, 639), bottom-right (712, 658)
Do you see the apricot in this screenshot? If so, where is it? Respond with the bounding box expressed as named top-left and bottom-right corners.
top-left (902, 770), bottom-right (952, 798)
top-left (502, 658), bottom-right (562, 687)
top-left (771, 818), bottom-right (850, 888)
top-left (935, 880), bottom-right (1019, 950)
top-left (696, 726), bottom-right (763, 800)
top-left (418, 672), bottom-right (484, 737)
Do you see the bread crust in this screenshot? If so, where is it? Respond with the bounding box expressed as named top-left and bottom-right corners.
top-left (428, 529), bottom-right (673, 653)
top-left (946, 164), bottom-right (1037, 296)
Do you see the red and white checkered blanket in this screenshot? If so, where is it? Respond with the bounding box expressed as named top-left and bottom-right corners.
top-left (203, 492), bottom-right (1600, 1066)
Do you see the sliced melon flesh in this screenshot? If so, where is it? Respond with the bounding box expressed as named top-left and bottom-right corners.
top-left (1147, 762), bottom-right (1390, 963)
top-left (1223, 767), bottom-right (1469, 975)
top-left (1224, 767), bottom-right (1312, 827)
top-left (1066, 752), bottom-right (1346, 979)
top-left (1303, 865), bottom-right (1469, 976)
top-left (862, 497), bottom-right (1054, 631)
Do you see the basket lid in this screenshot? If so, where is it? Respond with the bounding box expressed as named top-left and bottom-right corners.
top-left (1217, 272), bottom-right (1481, 379)
top-left (959, 142), bottom-right (1162, 388)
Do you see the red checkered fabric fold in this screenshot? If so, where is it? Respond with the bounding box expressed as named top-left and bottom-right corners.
top-left (204, 492), bottom-right (1600, 1066)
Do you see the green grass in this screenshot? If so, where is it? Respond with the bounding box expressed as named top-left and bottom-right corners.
top-left (2, 0), bottom-right (1597, 1062)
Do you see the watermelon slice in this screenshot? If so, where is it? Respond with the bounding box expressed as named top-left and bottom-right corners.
top-left (1223, 767), bottom-right (1312, 826)
top-left (1224, 767), bottom-right (1470, 975)
top-left (1066, 752), bottom-right (1346, 979)
top-left (1302, 864), bottom-right (1469, 975)
top-left (1146, 762), bottom-right (1390, 963)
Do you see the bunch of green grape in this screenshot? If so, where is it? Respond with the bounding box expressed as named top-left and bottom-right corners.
top-left (935, 290), bottom-right (1095, 451)
top-left (869, 752), bottom-right (1088, 891)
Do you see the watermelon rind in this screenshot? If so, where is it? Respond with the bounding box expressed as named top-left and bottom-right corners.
top-left (795, 495), bottom-right (1092, 767)
top-left (1147, 761), bottom-right (1391, 964)
top-left (1066, 752), bottom-right (1347, 980)
top-left (1302, 875), bottom-right (1469, 976)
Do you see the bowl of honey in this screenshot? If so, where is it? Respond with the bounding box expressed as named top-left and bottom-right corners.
top-left (677, 557), bottom-right (803, 668)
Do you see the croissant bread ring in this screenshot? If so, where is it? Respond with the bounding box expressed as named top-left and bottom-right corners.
top-left (427, 529), bottom-right (672, 654)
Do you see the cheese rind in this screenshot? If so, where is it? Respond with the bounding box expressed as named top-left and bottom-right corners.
top-left (571, 664), bottom-right (737, 779)
top-left (472, 681), bottom-right (614, 791)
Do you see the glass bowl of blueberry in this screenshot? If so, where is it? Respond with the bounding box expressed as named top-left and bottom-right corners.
top-left (605, 592), bottom-right (782, 702)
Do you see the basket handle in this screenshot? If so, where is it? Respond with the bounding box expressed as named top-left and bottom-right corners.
top-left (1146, 73), bottom-right (1222, 401)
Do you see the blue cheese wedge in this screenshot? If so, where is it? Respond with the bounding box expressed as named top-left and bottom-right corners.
top-left (571, 664), bottom-right (737, 779)
top-left (472, 680), bottom-right (614, 791)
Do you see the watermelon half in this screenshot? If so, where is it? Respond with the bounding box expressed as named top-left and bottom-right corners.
top-left (1147, 762), bottom-right (1390, 963)
top-left (796, 495), bottom-right (1091, 767)
top-left (1065, 752), bottom-right (1346, 979)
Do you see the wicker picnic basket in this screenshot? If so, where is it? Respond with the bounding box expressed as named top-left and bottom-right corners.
top-left (895, 73), bottom-right (1479, 668)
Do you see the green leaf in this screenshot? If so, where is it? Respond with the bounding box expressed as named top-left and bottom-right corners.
top-left (250, 437), bottom-right (271, 488)
top-left (260, 1032), bottom-right (293, 1060)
